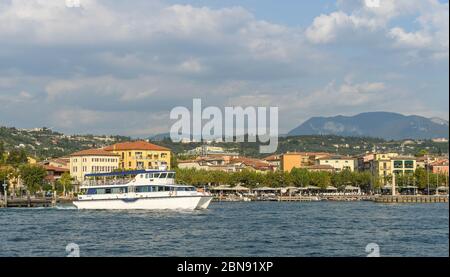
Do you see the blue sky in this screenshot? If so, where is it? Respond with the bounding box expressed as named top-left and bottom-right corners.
top-left (0, 0), bottom-right (448, 136)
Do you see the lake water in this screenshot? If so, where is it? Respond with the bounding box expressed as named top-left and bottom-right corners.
top-left (0, 202), bottom-right (448, 257)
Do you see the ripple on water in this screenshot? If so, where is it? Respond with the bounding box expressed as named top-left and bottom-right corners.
top-left (0, 202), bottom-right (448, 257)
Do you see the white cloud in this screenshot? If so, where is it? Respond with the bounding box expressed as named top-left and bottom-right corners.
top-left (306, 0), bottom-right (449, 60)
top-left (388, 27), bottom-right (433, 48)
top-left (306, 11), bottom-right (381, 44)
top-left (0, 0), bottom-right (447, 135)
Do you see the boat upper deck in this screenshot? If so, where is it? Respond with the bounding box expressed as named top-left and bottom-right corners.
top-left (81, 169), bottom-right (179, 188)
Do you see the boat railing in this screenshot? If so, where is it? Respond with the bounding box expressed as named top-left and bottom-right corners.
top-left (82, 179), bottom-right (134, 187)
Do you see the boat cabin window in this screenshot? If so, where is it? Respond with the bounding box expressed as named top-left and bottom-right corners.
top-left (86, 187), bottom-right (127, 195)
top-left (167, 173), bottom-right (175, 179)
top-left (111, 187), bottom-right (127, 194)
top-left (160, 173), bottom-right (168, 179)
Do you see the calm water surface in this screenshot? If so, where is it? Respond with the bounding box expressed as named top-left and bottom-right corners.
top-left (0, 202), bottom-right (448, 257)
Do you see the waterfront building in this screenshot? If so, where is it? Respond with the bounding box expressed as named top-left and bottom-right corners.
top-left (44, 165), bottom-right (69, 183)
top-left (358, 153), bottom-right (398, 184)
top-left (303, 164), bottom-right (335, 172)
top-left (391, 156), bottom-right (417, 175)
top-left (429, 159), bottom-right (449, 175)
top-left (316, 155), bottom-right (357, 172)
top-left (416, 156), bottom-right (434, 168)
top-left (281, 152), bottom-right (328, 172)
top-left (229, 157), bottom-right (275, 173)
top-left (69, 149), bottom-right (120, 182)
top-left (178, 156), bottom-right (228, 171)
top-left (178, 160), bottom-right (212, 171)
top-left (41, 157), bottom-right (70, 170)
top-left (177, 155), bottom-right (274, 173)
top-left (263, 154), bottom-right (281, 170)
top-left (103, 141), bottom-right (171, 170)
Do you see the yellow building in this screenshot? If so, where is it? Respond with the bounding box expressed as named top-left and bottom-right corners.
top-left (391, 156), bottom-right (417, 175)
top-left (69, 149), bottom-right (120, 182)
top-left (363, 153), bottom-right (416, 185)
top-left (371, 153), bottom-right (398, 180)
top-left (103, 141), bottom-right (171, 170)
top-left (317, 155), bottom-right (357, 172)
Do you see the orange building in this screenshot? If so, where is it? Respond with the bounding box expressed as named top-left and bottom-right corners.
top-left (281, 152), bottom-right (329, 172)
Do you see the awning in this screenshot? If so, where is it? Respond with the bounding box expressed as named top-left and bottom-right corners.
top-left (344, 185), bottom-right (360, 190)
top-left (298, 185), bottom-right (320, 190)
top-left (253, 187), bottom-right (281, 191)
top-left (233, 185), bottom-right (250, 191)
top-left (401, 186), bottom-right (418, 189)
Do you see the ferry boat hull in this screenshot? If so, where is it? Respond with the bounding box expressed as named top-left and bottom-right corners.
top-left (73, 195), bottom-right (213, 210)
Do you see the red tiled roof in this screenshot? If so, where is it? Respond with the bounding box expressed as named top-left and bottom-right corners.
top-left (230, 157), bottom-right (272, 169)
top-left (103, 141), bottom-right (170, 151)
top-left (283, 152), bottom-right (329, 157)
top-left (431, 159), bottom-right (449, 166)
top-left (44, 165), bottom-right (69, 172)
top-left (70, 149), bottom-right (120, 157)
top-left (264, 154), bottom-right (281, 161)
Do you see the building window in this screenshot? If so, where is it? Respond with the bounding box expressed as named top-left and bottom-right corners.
top-left (393, 161), bottom-right (403, 169)
top-left (405, 161), bottom-right (414, 169)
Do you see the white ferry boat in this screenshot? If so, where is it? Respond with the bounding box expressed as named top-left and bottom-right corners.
top-left (73, 169), bottom-right (213, 210)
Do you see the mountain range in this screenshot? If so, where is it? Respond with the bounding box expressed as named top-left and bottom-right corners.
top-left (288, 112), bottom-right (449, 140)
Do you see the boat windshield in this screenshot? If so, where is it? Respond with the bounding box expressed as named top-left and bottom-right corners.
top-left (144, 172), bottom-right (175, 179)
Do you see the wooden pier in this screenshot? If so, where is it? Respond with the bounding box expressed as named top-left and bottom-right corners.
top-left (0, 197), bottom-right (55, 208)
top-left (278, 196), bottom-right (320, 202)
top-left (374, 195), bottom-right (449, 203)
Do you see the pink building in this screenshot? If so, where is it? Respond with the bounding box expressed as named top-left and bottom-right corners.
top-left (430, 159), bottom-right (449, 175)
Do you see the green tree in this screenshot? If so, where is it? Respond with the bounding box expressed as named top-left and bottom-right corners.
top-left (309, 171), bottom-right (331, 189)
top-left (171, 155), bottom-right (178, 169)
top-left (414, 168), bottom-right (428, 189)
top-left (57, 172), bottom-right (73, 196)
top-left (6, 149), bottom-right (28, 166)
top-left (290, 168), bottom-right (310, 187)
top-left (0, 141), bottom-right (5, 164)
top-left (415, 149), bottom-right (429, 157)
top-left (19, 164), bottom-right (47, 195)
